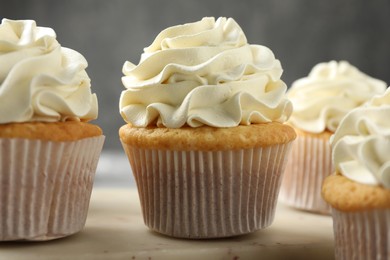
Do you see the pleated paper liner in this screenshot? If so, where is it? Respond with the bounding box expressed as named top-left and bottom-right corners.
top-left (279, 133), bottom-right (333, 214)
top-left (0, 136), bottom-right (105, 241)
top-left (122, 142), bottom-right (293, 239)
top-left (332, 208), bottom-right (390, 260)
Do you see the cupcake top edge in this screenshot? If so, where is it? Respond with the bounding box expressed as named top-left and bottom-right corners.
top-left (0, 18), bottom-right (98, 124)
top-left (0, 121), bottom-right (102, 141)
top-left (119, 17), bottom-right (292, 128)
top-left (321, 174), bottom-right (390, 211)
top-left (287, 60), bottom-right (387, 133)
top-left (330, 87), bottom-right (390, 190)
top-left (119, 122), bottom-right (296, 151)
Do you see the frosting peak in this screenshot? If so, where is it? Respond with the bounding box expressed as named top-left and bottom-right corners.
top-left (144, 17), bottom-right (246, 53)
top-left (0, 19), bottom-right (98, 123)
top-left (120, 17), bottom-right (292, 128)
top-left (287, 61), bottom-right (387, 133)
top-left (331, 88), bottom-right (390, 189)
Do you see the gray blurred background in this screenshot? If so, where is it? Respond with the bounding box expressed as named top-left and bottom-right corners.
top-left (2, 0), bottom-right (390, 152)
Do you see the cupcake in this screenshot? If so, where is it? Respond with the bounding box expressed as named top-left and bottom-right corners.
top-left (322, 88), bottom-right (390, 259)
top-left (119, 17), bottom-right (296, 238)
top-left (0, 19), bottom-right (105, 241)
top-left (279, 61), bottom-right (387, 214)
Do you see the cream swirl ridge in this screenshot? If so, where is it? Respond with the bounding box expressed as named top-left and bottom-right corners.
top-left (0, 19), bottom-right (98, 123)
top-left (287, 61), bottom-right (387, 133)
top-left (120, 17), bottom-right (292, 128)
top-left (331, 88), bottom-right (390, 188)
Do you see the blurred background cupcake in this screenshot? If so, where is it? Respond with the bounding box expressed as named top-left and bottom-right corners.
top-left (0, 19), bottom-right (105, 241)
top-left (279, 60), bottom-right (387, 214)
top-left (322, 88), bottom-right (390, 259)
top-left (119, 17), bottom-right (295, 238)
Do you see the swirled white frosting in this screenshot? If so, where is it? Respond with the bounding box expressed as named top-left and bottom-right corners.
top-left (0, 19), bottom-right (98, 123)
top-left (287, 61), bottom-right (387, 133)
top-left (331, 88), bottom-right (390, 188)
top-left (120, 17), bottom-right (292, 128)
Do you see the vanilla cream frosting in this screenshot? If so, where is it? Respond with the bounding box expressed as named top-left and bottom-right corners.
top-left (287, 61), bottom-right (387, 133)
top-left (120, 17), bottom-right (292, 128)
top-left (331, 88), bottom-right (390, 188)
top-left (0, 19), bottom-right (98, 123)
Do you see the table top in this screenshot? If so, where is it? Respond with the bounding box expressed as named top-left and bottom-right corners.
top-left (0, 187), bottom-right (335, 260)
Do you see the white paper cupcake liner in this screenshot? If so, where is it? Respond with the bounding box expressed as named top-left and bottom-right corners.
top-left (122, 142), bottom-right (293, 239)
top-left (279, 133), bottom-right (333, 214)
top-left (0, 136), bottom-right (105, 241)
top-left (332, 208), bottom-right (390, 260)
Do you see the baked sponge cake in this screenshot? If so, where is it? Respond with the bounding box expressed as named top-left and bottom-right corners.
top-left (323, 175), bottom-right (390, 212)
top-left (0, 122), bottom-right (101, 141)
top-left (119, 17), bottom-right (295, 238)
top-left (279, 61), bottom-right (387, 214)
top-left (322, 88), bottom-right (390, 259)
top-left (0, 19), bottom-right (104, 241)
top-left (120, 123), bottom-right (294, 151)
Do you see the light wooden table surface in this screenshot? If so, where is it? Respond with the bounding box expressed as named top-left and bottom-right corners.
top-left (0, 186), bottom-right (335, 260)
